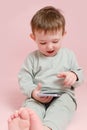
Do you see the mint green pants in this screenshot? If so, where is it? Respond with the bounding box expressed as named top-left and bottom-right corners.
top-left (23, 93), bottom-right (76, 130)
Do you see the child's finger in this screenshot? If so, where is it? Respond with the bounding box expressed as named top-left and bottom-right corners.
top-left (57, 72), bottom-right (66, 78)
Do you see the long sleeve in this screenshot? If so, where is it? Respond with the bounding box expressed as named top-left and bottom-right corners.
top-left (18, 54), bottom-right (36, 98)
top-left (18, 48), bottom-right (84, 99)
top-left (69, 51), bottom-right (83, 87)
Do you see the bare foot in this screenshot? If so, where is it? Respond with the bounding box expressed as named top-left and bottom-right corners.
top-left (8, 108), bottom-right (44, 130)
top-left (8, 108), bottom-right (30, 130)
top-left (25, 108), bottom-right (44, 130)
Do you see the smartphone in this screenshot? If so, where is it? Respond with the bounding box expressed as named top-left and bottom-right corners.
top-left (37, 92), bottom-right (60, 97)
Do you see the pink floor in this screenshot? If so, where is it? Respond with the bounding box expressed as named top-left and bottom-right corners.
top-left (0, 78), bottom-right (87, 130)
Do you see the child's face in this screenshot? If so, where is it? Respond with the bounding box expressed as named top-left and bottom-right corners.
top-left (31, 30), bottom-right (64, 57)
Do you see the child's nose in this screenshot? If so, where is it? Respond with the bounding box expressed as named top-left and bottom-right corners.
top-left (47, 44), bottom-right (53, 50)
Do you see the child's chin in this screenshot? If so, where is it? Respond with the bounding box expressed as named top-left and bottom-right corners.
top-left (46, 53), bottom-right (57, 57)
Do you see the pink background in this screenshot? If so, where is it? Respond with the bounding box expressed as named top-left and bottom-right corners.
top-left (0, 0), bottom-right (87, 129)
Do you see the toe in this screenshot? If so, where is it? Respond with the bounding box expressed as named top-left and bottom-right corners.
top-left (19, 109), bottom-right (29, 120)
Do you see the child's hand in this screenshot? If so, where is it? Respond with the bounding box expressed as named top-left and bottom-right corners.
top-left (32, 83), bottom-right (53, 103)
top-left (57, 71), bottom-right (77, 88)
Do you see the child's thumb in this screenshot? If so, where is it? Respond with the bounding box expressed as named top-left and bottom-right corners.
top-left (36, 83), bottom-right (42, 91)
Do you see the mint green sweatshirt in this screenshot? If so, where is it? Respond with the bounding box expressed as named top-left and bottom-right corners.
top-left (18, 47), bottom-right (83, 100)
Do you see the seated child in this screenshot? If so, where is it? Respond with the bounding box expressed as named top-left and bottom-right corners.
top-left (8, 6), bottom-right (83, 130)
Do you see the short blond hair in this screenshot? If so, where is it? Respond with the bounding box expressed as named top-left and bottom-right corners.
top-left (31, 6), bottom-right (65, 35)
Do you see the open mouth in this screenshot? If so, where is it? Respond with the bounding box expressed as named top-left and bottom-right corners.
top-left (47, 50), bottom-right (54, 53)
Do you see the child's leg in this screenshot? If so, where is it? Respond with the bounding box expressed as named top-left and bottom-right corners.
top-left (43, 94), bottom-right (76, 130)
top-left (8, 108), bottom-right (51, 130)
top-left (23, 98), bottom-right (45, 121)
top-left (26, 108), bottom-right (52, 130)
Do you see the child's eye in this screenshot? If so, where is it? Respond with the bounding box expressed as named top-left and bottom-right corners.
top-left (40, 42), bottom-right (47, 45)
top-left (52, 41), bottom-right (59, 43)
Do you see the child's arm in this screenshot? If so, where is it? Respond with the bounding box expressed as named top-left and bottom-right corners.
top-left (18, 54), bottom-right (37, 98)
top-left (69, 51), bottom-right (84, 87)
top-left (57, 50), bottom-right (83, 88)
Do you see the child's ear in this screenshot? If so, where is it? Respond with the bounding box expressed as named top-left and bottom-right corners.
top-left (62, 31), bottom-right (67, 39)
top-left (64, 31), bottom-right (67, 35)
top-left (30, 33), bottom-right (35, 40)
